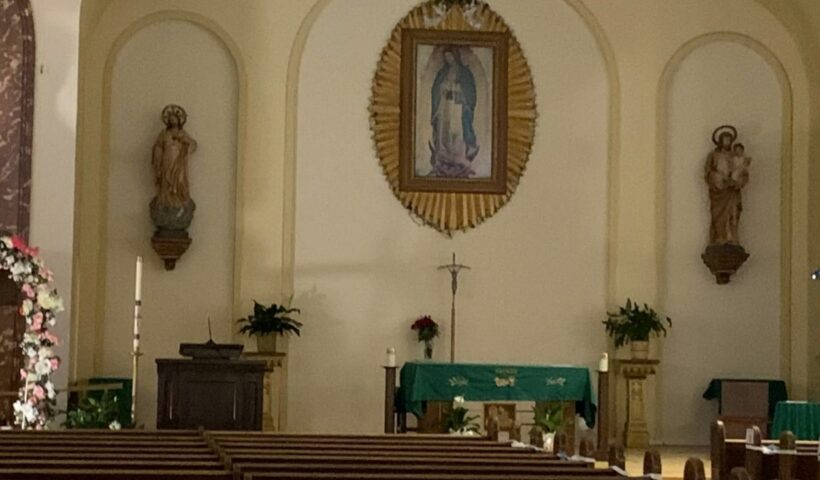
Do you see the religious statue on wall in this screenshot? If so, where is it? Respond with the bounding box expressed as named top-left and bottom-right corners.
top-left (149, 104), bottom-right (197, 270)
top-left (701, 125), bottom-right (750, 284)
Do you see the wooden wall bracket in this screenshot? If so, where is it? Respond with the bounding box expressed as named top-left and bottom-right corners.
top-left (151, 231), bottom-right (191, 270)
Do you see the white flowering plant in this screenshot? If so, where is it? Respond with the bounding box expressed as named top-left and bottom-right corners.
top-left (1, 236), bottom-right (62, 429)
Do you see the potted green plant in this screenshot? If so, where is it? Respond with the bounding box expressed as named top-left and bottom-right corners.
top-left (444, 396), bottom-right (480, 435)
top-left (237, 300), bottom-right (302, 353)
top-left (531, 403), bottom-right (564, 452)
top-left (62, 391), bottom-right (122, 430)
top-left (603, 298), bottom-right (671, 359)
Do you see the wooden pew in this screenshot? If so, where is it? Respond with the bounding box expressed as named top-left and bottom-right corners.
top-left (0, 459), bottom-right (225, 470)
top-left (0, 429), bottom-right (636, 480)
top-left (0, 470), bottom-right (232, 480)
top-left (684, 458), bottom-right (706, 480)
top-left (241, 473), bottom-right (639, 480)
top-left (0, 430), bottom-right (230, 480)
top-left (218, 447), bottom-right (559, 460)
top-left (224, 452), bottom-right (589, 465)
top-left (214, 441), bottom-right (544, 454)
top-left (0, 451), bottom-right (219, 461)
top-left (229, 443), bottom-right (636, 480)
top-left (235, 463), bottom-right (623, 477)
top-left (744, 428), bottom-right (817, 480)
top-left (712, 420), bottom-right (818, 480)
top-left (208, 432), bottom-right (491, 442)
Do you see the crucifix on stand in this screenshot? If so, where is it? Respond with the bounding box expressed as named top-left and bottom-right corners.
top-left (438, 253), bottom-right (470, 363)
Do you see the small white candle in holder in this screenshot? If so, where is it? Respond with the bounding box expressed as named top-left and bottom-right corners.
top-left (386, 347), bottom-right (396, 367)
top-left (599, 352), bottom-right (609, 373)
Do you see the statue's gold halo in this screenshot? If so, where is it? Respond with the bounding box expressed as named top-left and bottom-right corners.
top-left (369, 1), bottom-right (537, 234)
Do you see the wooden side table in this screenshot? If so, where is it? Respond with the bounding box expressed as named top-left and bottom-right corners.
top-left (241, 352), bottom-right (286, 431)
top-left (618, 359), bottom-right (659, 448)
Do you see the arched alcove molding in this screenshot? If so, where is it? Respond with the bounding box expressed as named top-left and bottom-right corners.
top-left (71, 8), bottom-right (246, 378)
top-left (281, 0), bottom-right (332, 300)
top-left (655, 32), bottom-right (798, 386)
top-left (563, 0), bottom-right (620, 306)
top-left (279, 0), bottom-right (620, 305)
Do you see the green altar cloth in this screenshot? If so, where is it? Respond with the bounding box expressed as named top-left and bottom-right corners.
top-left (398, 361), bottom-right (596, 428)
top-left (702, 378), bottom-right (787, 419)
top-left (772, 401), bottom-right (820, 440)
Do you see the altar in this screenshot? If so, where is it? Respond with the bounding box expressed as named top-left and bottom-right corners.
top-left (395, 362), bottom-right (597, 429)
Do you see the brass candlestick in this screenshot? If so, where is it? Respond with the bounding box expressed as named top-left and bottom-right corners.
top-left (130, 299), bottom-right (142, 427)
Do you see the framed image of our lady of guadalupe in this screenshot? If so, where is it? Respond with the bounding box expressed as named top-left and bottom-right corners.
top-left (400, 29), bottom-right (508, 194)
top-left (370, 2), bottom-right (536, 233)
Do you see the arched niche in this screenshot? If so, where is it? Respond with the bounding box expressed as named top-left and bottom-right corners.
top-left (102, 17), bottom-right (239, 425)
top-left (71, 6), bottom-right (246, 389)
top-left (0, 0), bottom-right (34, 426)
top-left (658, 34), bottom-right (790, 445)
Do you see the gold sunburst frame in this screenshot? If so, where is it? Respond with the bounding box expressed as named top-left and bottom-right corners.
top-left (369, 1), bottom-right (537, 234)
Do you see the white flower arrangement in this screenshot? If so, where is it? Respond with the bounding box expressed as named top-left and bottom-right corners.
top-left (0, 236), bottom-right (62, 429)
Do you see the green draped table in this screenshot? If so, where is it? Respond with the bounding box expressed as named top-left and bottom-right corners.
top-left (397, 361), bottom-right (596, 428)
top-left (771, 401), bottom-right (820, 440)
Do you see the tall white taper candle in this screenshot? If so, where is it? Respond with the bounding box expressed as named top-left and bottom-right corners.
top-left (133, 256), bottom-right (143, 351)
top-left (131, 256), bottom-right (144, 427)
top-left (134, 256), bottom-right (143, 302)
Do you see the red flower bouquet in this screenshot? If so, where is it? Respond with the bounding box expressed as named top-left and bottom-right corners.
top-left (411, 315), bottom-right (439, 342)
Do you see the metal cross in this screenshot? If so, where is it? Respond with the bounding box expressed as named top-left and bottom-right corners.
top-left (438, 252), bottom-right (470, 363)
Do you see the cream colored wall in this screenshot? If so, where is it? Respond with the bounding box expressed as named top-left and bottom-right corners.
top-left (103, 19), bottom-right (237, 426)
top-left (662, 41), bottom-right (783, 445)
top-left (73, 0), bottom-right (316, 382)
top-left (29, 0), bottom-right (82, 397)
top-left (290, 0), bottom-right (609, 433)
top-left (67, 0), bottom-right (813, 442)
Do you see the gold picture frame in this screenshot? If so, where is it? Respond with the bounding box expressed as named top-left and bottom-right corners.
top-left (370, 2), bottom-right (537, 234)
top-left (400, 29), bottom-right (509, 194)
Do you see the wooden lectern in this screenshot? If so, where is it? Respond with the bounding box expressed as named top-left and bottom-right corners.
top-left (156, 358), bottom-right (265, 430)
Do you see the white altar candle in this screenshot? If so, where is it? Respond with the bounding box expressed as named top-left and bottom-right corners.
top-left (133, 256), bottom-right (143, 352)
top-left (599, 352), bottom-right (609, 373)
top-left (386, 347), bottom-right (396, 367)
top-left (134, 256), bottom-right (143, 302)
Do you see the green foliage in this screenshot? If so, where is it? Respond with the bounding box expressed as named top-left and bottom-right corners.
top-left (62, 391), bottom-right (120, 429)
top-left (237, 300), bottom-right (302, 337)
top-left (603, 298), bottom-right (672, 348)
top-left (445, 406), bottom-right (480, 433)
top-left (533, 403), bottom-right (564, 434)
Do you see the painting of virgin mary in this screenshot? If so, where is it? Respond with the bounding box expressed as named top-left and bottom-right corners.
top-left (415, 43), bottom-right (494, 180)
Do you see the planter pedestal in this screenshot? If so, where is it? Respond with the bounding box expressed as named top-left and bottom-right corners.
top-left (618, 359), bottom-right (659, 449)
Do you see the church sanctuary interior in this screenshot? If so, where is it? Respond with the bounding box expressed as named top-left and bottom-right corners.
top-left (0, 0), bottom-right (820, 478)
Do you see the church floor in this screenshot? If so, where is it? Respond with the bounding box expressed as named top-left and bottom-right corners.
top-left (599, 446), bottom-right (711, 479)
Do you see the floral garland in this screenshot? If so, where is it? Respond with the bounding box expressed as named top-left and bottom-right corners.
top-left (0, 236), bottom-right (63, 429)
